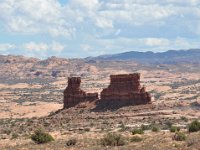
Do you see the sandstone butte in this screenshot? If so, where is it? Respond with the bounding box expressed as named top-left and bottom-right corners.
top-left (63, 73), bottom-right (151, 108)
top-left (63, 77), bottom-right (98, 108)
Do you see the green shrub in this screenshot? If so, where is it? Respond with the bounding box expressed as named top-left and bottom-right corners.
top-left (188, 120), bottom-right (200, 132)
top-left (119, 124), bottom-right (130, 132)
top-left (170, 126), bottom-right (180, 133)
top-left (130, 136), bottom-right (142, 142)
top-left (165, 120), bottom-right (173, 128)
top-left (101, 132), bottom-right (125, 146)
top-left (152, 126), bottom-right (159, 132)
top-left (180, 116), bottom-right (188, 122)
top-left (11, 133), bottom-right (19, 139)
top-left (31, 129), bottom-right (54, 144)
top-left (141, 124), bottom-right (151, 130)
top-left (173, 132), bottom-right (186, 141)
top-left (132, 128), bottom-right (144, 135)
top-left (66, 138), bottom-right (77, 146)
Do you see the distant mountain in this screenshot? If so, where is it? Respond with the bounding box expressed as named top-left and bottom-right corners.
top-left (87, 49), bottom-right (200, 64)
top-left (0, 55), bottom-right (97, 80)
top-left (0, 49), bottom-right (200, 80)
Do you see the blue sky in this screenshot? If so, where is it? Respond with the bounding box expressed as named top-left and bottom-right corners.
top-left (0, 0), bottom-right (200, 58)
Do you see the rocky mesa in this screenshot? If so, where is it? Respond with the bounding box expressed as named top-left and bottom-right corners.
top-left (63, 73), bottom-right (151, 109)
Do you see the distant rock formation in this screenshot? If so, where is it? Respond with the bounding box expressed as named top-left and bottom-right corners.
top-left (101, 73), bottom-right (151, 104)
top-left (64, 73), bottom-right (151, 109)
top-left (63, 77), bottom-right (98, 108)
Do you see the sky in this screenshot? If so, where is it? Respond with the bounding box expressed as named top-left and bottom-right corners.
top-left (0, 0), bottom-right (200, 58)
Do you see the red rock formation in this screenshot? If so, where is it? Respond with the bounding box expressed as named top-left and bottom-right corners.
top-left (63, 77), bottom-right (98, 108)
top-left (63, 77), bottom-right (86, 108)
top-left (101, 73), bottom-right (151, 104)
top-left (64, 73), bottom-right (151, 108)
top-left (86, 93), bottom-right (98, 101)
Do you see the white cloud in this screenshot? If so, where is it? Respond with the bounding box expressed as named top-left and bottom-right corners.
top-left (0, 0), bottom-right (74, 37)
top-left (1, 0), bottom-right (200, 57)
top-left (95, 18), bottom-right (113, 28)
top-left (0, 43), bottom-right (15, 52)
top-left (51, 42), bottom-right (65, 52)
top-left (145, 38), bottom-right (170, 46)
top-left (23, 41), bottom-right (65, 52)
top-left (0, 0), bottom-right (177, 35)
top-left (70, 0), bottom-right (99, 10)
top-left (1, 0), bottom-right (200, 36)
top-left (21, 41), bottom-right (66, 58)
top-left (23, 42), bottom-right (48, 52)
top-left (81, 44), bottom-right (91, 52)
top-left (104, 0), bottom-right (200, 6)
top-left (47, 27), bottom-right (76, 37)
top-left (100, 2), bottom-right (176, 26)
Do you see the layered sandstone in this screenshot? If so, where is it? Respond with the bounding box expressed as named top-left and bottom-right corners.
top-left (63, 77), bottom-right (98, 108)
top-left (64, 73), bottom-right (151, 108)
top-left (100, 73), bottom-right (151, 104)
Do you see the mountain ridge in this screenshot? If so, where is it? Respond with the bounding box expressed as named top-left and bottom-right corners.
top-left (1, 49), bottom-right (200, 64)
top-left (87, 49), bottom-right (200, 64)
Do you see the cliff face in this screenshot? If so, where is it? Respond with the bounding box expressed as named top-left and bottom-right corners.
top-left (101, 73), bottom-right (151, 104)
top-left (63, 77), bottom-right (98, 108)
top-left (63, 77), bottom-right (86, 108)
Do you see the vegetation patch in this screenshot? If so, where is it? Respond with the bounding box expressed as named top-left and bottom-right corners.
top-left (188, 120), bottom-right (200, 132)
top-left (130, 136), bottom-right (143, 142)
top-left (11, 133), bottom-right (19, 139)
top-left (100, 132), bottom-right (125, 146)
top-left (152, 126), bottom-right (159, 132)
top-left (31, 128), bottom-right (54, 144)
top-left (119, 123), bottom-right (130, 132)
top-left (66, 138), bottom-right (77, 146)
top-left (132, 128), bottom-right (144, 135)
top-left (141, 124), bottom-right (152, 130)
top-left (170, 126), bottom-right (180, 132)
top-left (173, 132), bottom-right (186, 141)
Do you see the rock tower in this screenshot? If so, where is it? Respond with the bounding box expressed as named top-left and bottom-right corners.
top-left (64, 73), bottom-right (151, 108)
top-left (100, 73), bottom-right (151, 104)
top-left (63, 77), bottom-right (98, 108)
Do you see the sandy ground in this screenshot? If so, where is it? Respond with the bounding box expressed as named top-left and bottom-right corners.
top-left (0, 83), bottom-right (42, 89)
top-left (0, 102), bottom-right (62, 118)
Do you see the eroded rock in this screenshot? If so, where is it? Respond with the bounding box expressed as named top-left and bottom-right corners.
top-left (63, 77), bottom-right (98, 108)
top-left (64, 73), bottom-right (151, 109)
top-left (100, 73), bottom-right (151, 104)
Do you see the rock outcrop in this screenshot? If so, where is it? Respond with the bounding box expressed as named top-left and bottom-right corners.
top-left (63, 77), bottom-right (98, 108)
top-left (100, 73), bottom-right (151, 104)
top-left (64, 73), bottom-right (151, 109)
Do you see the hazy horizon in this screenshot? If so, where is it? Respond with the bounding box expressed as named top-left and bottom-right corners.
top-left (1, 48), bottom-right (199, 60)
